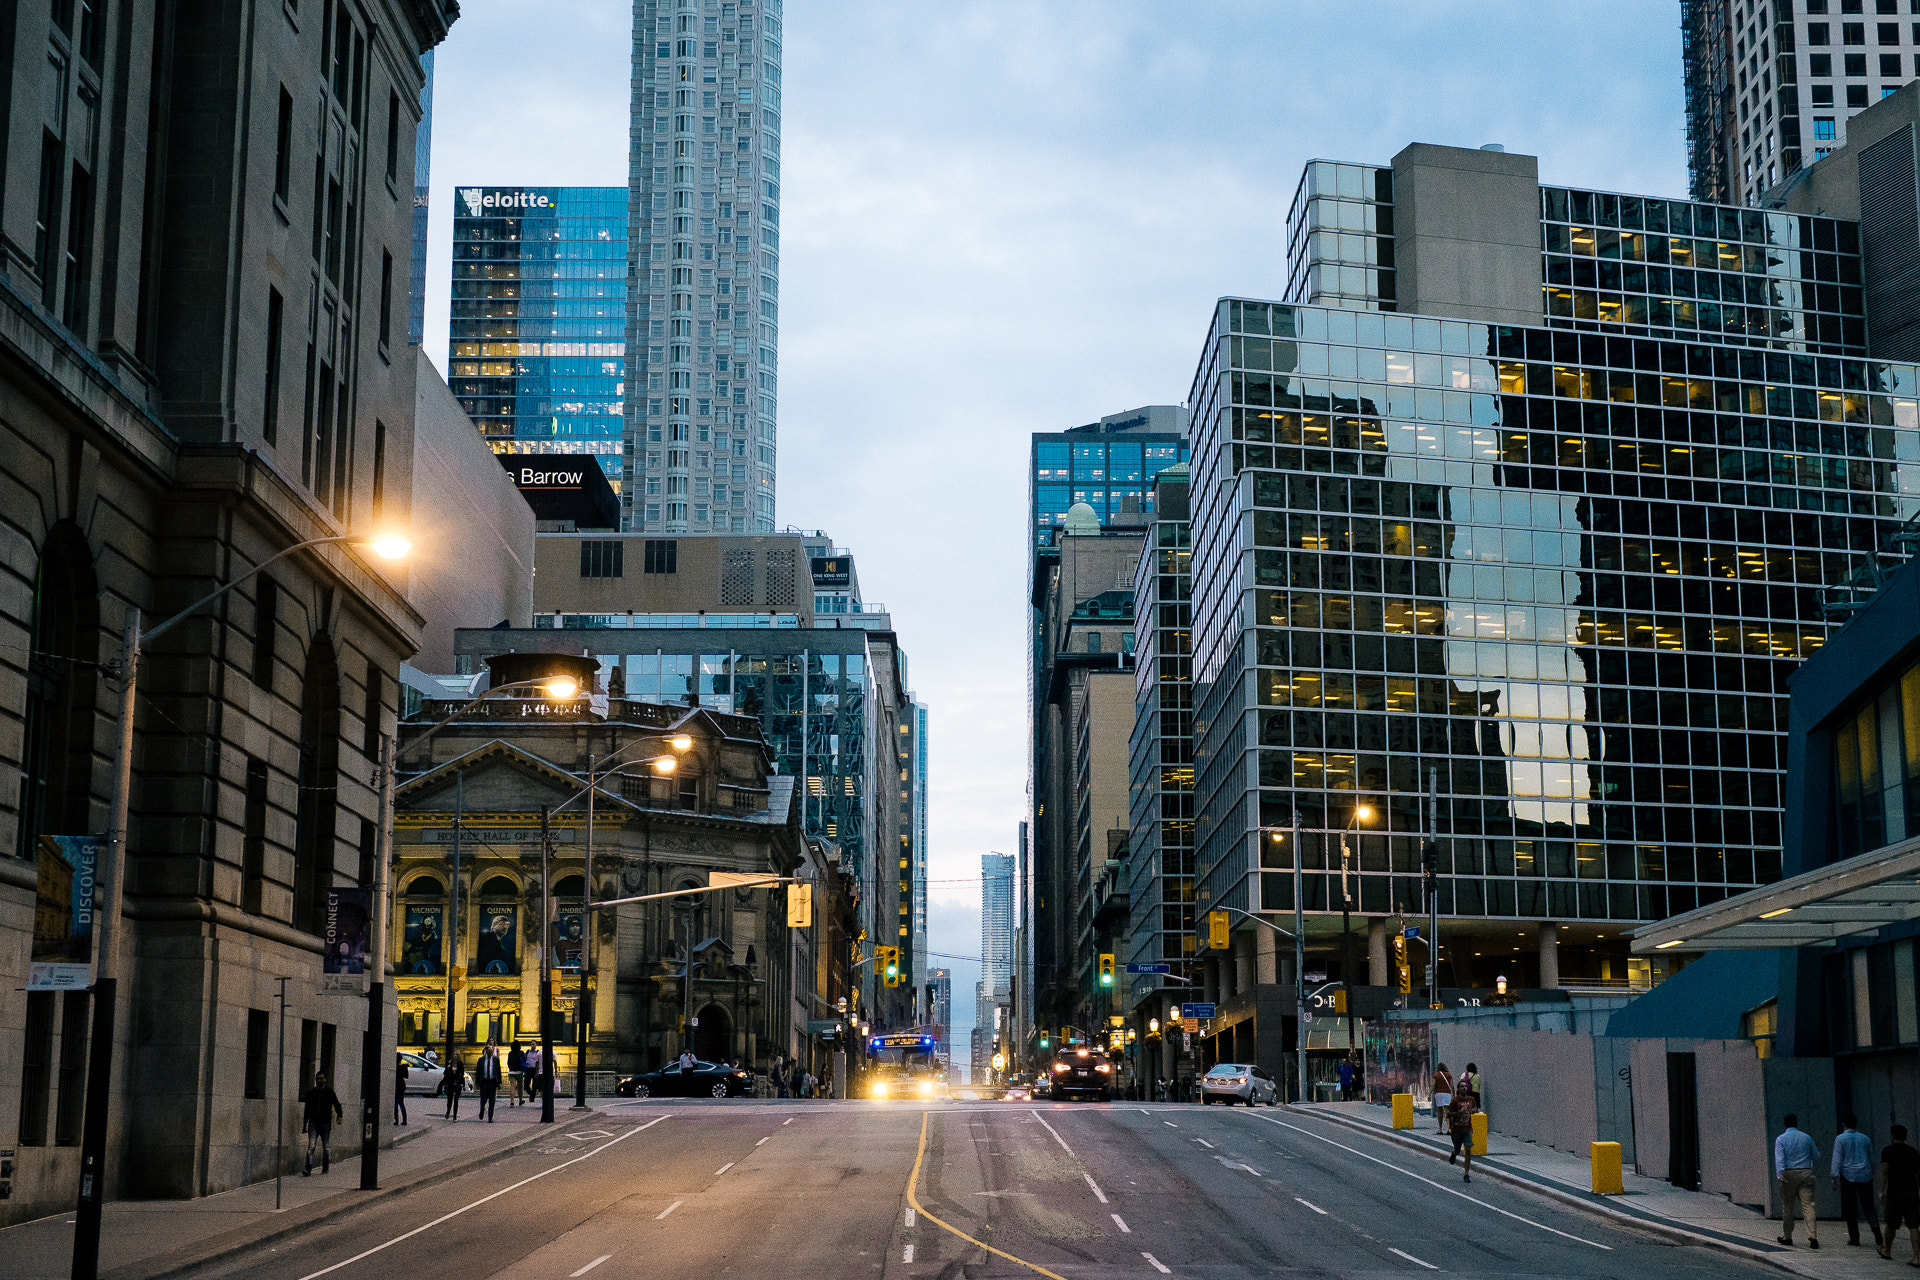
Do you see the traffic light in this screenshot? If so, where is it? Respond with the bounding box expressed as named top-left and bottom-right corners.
top-left (1098, 953), bottom-right (1115, 987)
top-left (786, 883), bottom-right (813, 928)
top-left (1039, 1033), bottom-right (1050, 1049)
top-left (1207, 910), bottom-right (1230, 951)
top-left (1393, 935), bottom-right (1410, 994)
top-left (881, 946), bottom-right (900, 986)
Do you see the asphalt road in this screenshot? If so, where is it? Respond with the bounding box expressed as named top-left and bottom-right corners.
top-left (176, 1100), bottom-right (1782, 1280)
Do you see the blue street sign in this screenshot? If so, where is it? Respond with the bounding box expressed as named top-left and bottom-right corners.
top-left (1125, 963), bottom-right (1172, 974)
top-left (1180, 1003), bottom-right (1217, 1018)
top-left (1403, 926), bottom-right (1420, 939)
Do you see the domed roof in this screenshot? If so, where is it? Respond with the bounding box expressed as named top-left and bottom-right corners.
top-left (1063, 502), bottom-right (1099, 534)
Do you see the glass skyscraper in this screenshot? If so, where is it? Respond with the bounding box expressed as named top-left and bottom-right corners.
top-left (448, 187), bottom-right (628, 485)
top-left (1180, 140), bottom-right (1920, 993)
top-left (624, 0), bottom-right (782, 534)
top-left (409, 51), bottom-right (433, 345)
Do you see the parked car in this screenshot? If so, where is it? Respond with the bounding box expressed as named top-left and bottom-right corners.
top-left (617, 1059), bottom-right (754, 1098)
top-left (1200, 1063), bottom-right (1279, 1106)
top-left (398, 1050), bottom-right (475, 1097)
top-left (1047, 1046), bottom-right (1114, 1102)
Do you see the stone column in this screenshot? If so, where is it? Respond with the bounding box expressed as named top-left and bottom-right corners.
top-left (1255, 924), bottom-right (1279, 985)
top-left (1368, 917), bottom-right (1389, 987)
top-left (1234, 932), bottom-right (1257, 994)
top-left (1538, 921), bottom-right (1560, 990)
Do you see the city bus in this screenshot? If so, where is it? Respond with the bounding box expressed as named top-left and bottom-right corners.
top-left (863, 1031), bottom-right (949, 1100)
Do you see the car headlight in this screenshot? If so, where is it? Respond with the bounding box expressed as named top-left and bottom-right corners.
top-left (1052, 1063), bottom-right (1069, 1073)
top-left (1096, 1064), bottom-right (1111, 1074)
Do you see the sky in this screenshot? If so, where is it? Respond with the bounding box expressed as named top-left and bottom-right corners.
top-left (423, 0), bottom-right (1689, 1053)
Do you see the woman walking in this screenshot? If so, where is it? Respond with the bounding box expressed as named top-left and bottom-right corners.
top-left (393, 1053), bottom-right (410, 1126)
top-left (1431, 1063), bottom-right (1454, 1135)
top-left (443, 1052), bottom-right (465, 1121)
top-left (508, 1042), bottom-right (526, 1106)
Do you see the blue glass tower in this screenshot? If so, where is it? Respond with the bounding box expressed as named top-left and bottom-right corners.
top-left (448, 186), bottom-right (628, 485)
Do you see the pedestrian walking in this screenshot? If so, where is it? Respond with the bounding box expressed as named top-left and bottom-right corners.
top-left (1456, 1062), bottom-right (1478, 1102)
top-left (1447, 1088), bottom-right (1479, 1183)
top-left (773, 1057), bottom-right (788, 1099)
top-left (443, 1052), bottom-right (466, 1121)
top-left (475, 1043), bottom-right (502, 1121)
top-left (302, 1070), bottom-right (344, 1175)
top-left (1775, 1112), bottom-right (1821, 1248)
top-left (1431, 1063), bottom-right (1454, 1135)
top-left (679, 1047), bottom-right (697, 1085)
top-left (393, 1054), bottom-right (409, 1126)
top-left (508, 1042), bottom-right (527, 1105)
top-left (1833, 1113), bottom-right (1881, 1248)
top-left (1882, 1124), bottom-right (1920, 1264)
top-left (1336, 1058), bottom-right (1355, 1101)
top-left (523, 1044), bottom-right (543, 1102)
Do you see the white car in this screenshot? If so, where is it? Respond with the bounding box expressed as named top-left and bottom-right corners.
top-left (1200, 1063), bottom-right (1279, 1106)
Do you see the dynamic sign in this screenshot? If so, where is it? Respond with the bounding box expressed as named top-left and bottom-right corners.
top-left (458, 189), bottom-right (557, 217)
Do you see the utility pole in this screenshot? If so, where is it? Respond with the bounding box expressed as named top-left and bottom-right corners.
top-left (443, 772), bottom-right (463, 1071)
top-left (360, 735), bottom-right (395, 1188)
top-left (1291, 808), bottom-right (1305, 1104)
top-left (574, 753), bottom-right (594, 1111)
top-left (275, 975), bottom-right (290, 1211)
top-left (1340, 829), bottom-right (1356, 1053)
top-left (1427, 767), bottom-right (1440, 1015)
top-left (539, 805), bottom-right (555, 1123)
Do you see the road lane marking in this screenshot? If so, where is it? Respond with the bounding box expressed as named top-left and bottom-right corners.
top-left (784, 1117), bottom-right (795, 1125)
top-left (655, 1200), bottom-right (682, 1220)
top-left (570, 1256), bottom-right (613, 1277)
top-left (714, 1161), bottom-right (734, 1176)
top-left (906, 1207), bottom-right (916, 1227)
top-left (1390, 1247), bottom-right (1438, 1270)
top-left (1142, 1252), bottom-right (1171, 1273)
top-left (756, 1137), bottom-right (770, 1145)
top-left (1215, 1156), bottom-right (1262, 1176)
top-left (1194, 1139), bottom-right (1214, 1149)
top-left (1163, 1121), bottom-right (1178, 1128)
top-left (1031, 1109), bottom-right (1074, 1154)
top-left (908, 1113), bottom-right (1070, 1280)
top-left (903, 1243), bottom-right (915, 1263)
top-left (1245, 1112), bottom-right (1611, 1249)
top-left (291, 1115), bottom-right (667, 1280)
top-left (1112, 1213), bottom-right (1131, 1233)
top-left (1084, 1173), bottom-right (1108, 1203)
top-left (1294, 1197), bottom-right (1327, 1215)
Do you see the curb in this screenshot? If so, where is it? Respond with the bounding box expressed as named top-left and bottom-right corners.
top-left (1284, 1106), bottom-right (1817, 1278)
top-left (103, 1111), bottom-right (608, 1280)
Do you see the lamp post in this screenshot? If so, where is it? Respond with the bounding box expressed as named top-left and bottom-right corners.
top-left (1338, 803), bottom-right (1373, 1055)
top-left (72, 531), bottom-right (409, 1280)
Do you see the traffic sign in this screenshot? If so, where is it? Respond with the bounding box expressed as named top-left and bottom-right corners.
top-left (1403, 926), bottom-right (1420, 939)
top-left (1125, 963), bottom-right (1172, 974)
top-left (1179, 1002), bottom-right (1216, 1018)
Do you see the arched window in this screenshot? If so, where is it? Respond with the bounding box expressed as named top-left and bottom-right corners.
top-left (292, 636), bottom-right (340, 933)
top-left (479, 875), bottom-right (517, 896)
top-left (552, 874), bottom-right (586, 897)
top-left (16, 523), bottom-right (99, 858)
top-left (406, 876), bottom-right (445, 897)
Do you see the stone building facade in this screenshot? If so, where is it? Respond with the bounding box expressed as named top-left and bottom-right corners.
top-left (392, 671), bottom-right (818, 1079)
top-left (0, 0), bottom-right (455, 1225)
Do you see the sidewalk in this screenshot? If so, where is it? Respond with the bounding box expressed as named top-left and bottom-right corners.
top-left (5, 1096), bottom-right (607, 1280)
top-left (1296, 1100), bottom-right (1888, 1279)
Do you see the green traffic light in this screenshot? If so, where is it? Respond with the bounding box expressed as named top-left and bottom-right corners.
top-left (1100, 973), bottom-right (1112, 986)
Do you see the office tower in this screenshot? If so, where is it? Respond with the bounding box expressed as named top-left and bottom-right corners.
top-left (448, 187), bottom-right (628, 487)
top-left (1682, 0), bottom-right (1920, 206)
top-left (1026, 407), bottom-right (1186, 1049)
top-left (1182, 139), bottom-right (1920, 1016)
top-left (926, 968), bottom-right (952, 1054)
top-left (908, 702), bottom-right (930, 996)
top-left (981, 853), bottom-right (1014, 1027)
top-left (410, 51), bottom-right (434, 345)
top-left (1126, 465), bottom-right (1194, 1013)
top-left (625, 0), bottom-right (783, 534)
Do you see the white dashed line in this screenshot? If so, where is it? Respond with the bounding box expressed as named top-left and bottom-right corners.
top-left (756, 1137), bottom-right (769, 1145)
top-left (1163, 1121), bottom-right (1179, 1128)
top-left (569, 1257), bottom-right (612, 1278)
top-left (1142, 1251), bottom-right (1172, 1273)
top-left (903, 1243), bottom-right (915, 1263)
top-left (1294, 1196), bottom-right (1327, 1215)
top-left (905, 1207), bottom-right (916, 1227)
top-left (1031, 1110), bottom-right (1074, 1154)
top-left (783, 1116), bottom-right (795, 1125)
top-left (1194, 1139), bottom-right (1214, 1149)
top-left (1085, 1173), bottom-right (1108, 1203)
top-left (1112, 1213), bottom-right (1132, 1233)
top-left (655, 1200), bottom-right (682, 1220)
top-left (1391, 1247), bottom-right (1438, 1270)
top-left (714, 1162), bottom-right (734, 1176)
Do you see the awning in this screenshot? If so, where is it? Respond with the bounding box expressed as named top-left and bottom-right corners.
top-left (1631, 834), bottom-right (1920, 952)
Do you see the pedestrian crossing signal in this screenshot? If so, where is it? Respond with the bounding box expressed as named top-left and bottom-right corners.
top-left (1098, 953), bottom-right (1115, 987)
top-left (786, 883), bottom-right (813, 928)
top-left (1207, 910), bottom-right (1230, 951)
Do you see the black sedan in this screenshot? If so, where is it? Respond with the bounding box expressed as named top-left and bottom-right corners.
top-left (617, 1060), bottom-right (755, 1098)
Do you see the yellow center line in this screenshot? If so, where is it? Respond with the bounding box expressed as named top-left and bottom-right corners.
top-left (906, 1111), bottom-right (1069, 1280)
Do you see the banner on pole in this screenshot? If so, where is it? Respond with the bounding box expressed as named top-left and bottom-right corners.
top-left (321, 887), bottom-right (371, 991)
top-left (29, 835), bottom-right (98, 991)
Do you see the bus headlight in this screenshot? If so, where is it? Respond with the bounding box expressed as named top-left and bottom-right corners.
top-left (919, 1080), bottom-right (935, 1097)
top-left (872, 1080), bottom-right (888, 1097)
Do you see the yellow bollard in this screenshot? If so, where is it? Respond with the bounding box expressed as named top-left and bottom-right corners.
top-left (1391, 1093), bottom-right (1414, 1129)
top-left (1471, 1111), bottom-right (1488, 1154)
top-left (1591, 1141), bottom-right (1624, 1194)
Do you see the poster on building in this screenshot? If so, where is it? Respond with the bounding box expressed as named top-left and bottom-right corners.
top-left (400, 905), bottom-right (445, 975)
top-left (321, 888), bottom-right (370, 991)
top-left (30, 835), bottom-right (98, 991)
top-left (553, 910), bottom-right (587, 973)
top-left (475, 907), bottom-right (518, 975)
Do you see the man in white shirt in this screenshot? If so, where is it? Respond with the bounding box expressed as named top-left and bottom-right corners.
top-left (1833, 1113), bottom-right (1881, 1248)
top-left (1776, 1112), bottom-right (1821, 1248)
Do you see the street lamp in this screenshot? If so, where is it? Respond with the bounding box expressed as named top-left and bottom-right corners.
top-left (73, 531), bottom-right (409, 1279)
top-left (1339, 804), bottom-right (1373, 1056)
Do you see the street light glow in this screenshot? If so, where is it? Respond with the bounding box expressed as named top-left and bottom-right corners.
top-left (669, 734), bottom-right (694, 750)
top-left (651, 755), bottom-right (678, 773)
top-left (368, 534), bottom-right (412, 560)
top-left (1355, 805), bottom-right (1373, 821)
top-left (542, 676), bottom-right (579, 699)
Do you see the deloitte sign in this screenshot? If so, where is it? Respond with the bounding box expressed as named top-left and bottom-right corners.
top-left (458, 188), bottom-right (556, 217)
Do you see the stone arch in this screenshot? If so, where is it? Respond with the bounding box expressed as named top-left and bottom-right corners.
top-left (692, 1003), bottom-right (731, 1064)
